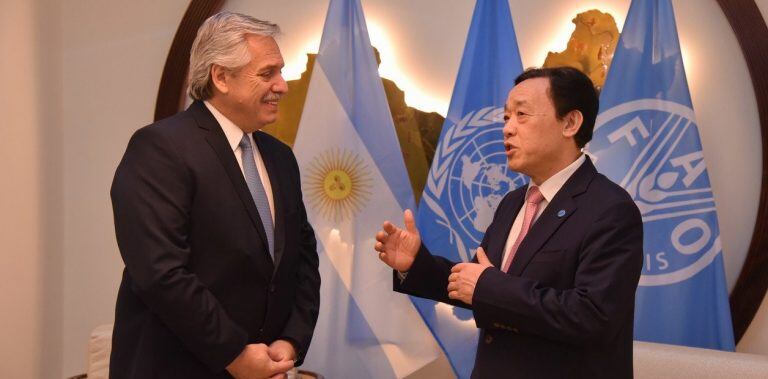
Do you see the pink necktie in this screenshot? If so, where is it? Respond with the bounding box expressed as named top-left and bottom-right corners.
top-left (502, 186), bottom-right (545, 273)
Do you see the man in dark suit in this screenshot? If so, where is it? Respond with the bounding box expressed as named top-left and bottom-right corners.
top-left (110, 12), bottom-right (320, 379)
top-left (375, 67), bottom-right (643, 378)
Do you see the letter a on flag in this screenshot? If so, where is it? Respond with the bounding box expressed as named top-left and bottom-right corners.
top-left (587, 0), bottom-right (735, 350)
top-left (415, 0), bottom-right (525, 377)
top-left (295, 0), bottom-right (442, 377)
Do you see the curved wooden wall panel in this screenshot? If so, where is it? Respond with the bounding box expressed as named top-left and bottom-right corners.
top-left (717, 0), bottom-right (768, 342)
top-left (154, 0), bottom-right (224, 121)
top-left (156, 0), bottom-right (768, 343)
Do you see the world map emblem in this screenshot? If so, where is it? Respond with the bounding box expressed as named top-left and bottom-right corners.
top-left (588, 99), bottom-right (722, 286)
top-left (422, 107), bottom-right (527, 262)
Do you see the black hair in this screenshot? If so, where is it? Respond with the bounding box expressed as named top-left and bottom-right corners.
top-left (514, 67), bottom-right (599, 148)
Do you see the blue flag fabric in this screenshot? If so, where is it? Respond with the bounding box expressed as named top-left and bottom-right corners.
top-left (588, 0), bottom-right (735, 350)
top-left (415, 0), bottom-right (525, 377)
top-left (295, 0), bottom-right (441, 377)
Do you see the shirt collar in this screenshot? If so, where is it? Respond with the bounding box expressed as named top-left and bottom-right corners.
top-left (204, 100), bottom-right (245, 152)
top-left (528, 154), bottom-right (586, 203)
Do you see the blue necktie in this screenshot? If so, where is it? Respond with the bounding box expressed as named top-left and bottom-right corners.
top-left (239, 134), bottom-right (274, 259)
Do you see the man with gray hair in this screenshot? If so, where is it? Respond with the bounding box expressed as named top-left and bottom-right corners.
top-left (110, 12), bottom-right (320, 378)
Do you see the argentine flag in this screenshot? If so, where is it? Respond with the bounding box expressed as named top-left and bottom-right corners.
top-left (588, 0), bottom-right (735, 350)
top-left (295, 0), bottom-right (441, 377)
top-left (414, 0), bottom-right (524, 377)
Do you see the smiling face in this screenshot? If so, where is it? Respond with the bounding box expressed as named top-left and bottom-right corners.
top-left (503, 77), bottom-right (581, 184)
top-left (209, 34), bottom-right (288, 132)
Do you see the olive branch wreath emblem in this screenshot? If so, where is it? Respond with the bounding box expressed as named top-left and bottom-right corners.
top-left (421, 106), bottom-right (505, 262)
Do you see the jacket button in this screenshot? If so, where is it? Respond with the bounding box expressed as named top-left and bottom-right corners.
top-left (484, 334), bottom-right (493, 344)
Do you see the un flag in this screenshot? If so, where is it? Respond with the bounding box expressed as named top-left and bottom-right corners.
top-left (414, 0), bottom-right (525, 377)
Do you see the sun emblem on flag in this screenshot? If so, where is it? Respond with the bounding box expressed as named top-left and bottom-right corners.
top-left (305, 148), bottom-right (372, 222)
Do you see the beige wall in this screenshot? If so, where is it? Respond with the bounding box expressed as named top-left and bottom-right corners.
top-left (0, 1), bottom-right (43, 376)
top-left (1, 0), bottom-right (766, 377)
top-left (60, 1), bottom-right (189, 376)
top-left (0, 0), bottom-right (61, 377)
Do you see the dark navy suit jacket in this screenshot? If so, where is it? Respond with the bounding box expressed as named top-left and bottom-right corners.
top-left (109, 101), bottom-right (320, 378)
top-left (396, 158), bottom-right (643, 379)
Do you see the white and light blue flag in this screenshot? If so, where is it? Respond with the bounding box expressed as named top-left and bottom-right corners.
top-left (587, 0), bottom-right (735, 350)
top-left (415, 0), bottom-right (524, 377)
top-left (295, 0), bottom-right (442, 377)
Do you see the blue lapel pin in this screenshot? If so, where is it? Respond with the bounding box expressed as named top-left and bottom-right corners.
top-left (557, 209), bottom-right (566, 218)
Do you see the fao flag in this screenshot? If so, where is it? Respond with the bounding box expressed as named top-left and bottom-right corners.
top-left (587, 0), bottom-right (735, 350)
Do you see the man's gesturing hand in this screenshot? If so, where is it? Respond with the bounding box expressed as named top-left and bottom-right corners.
top-left (447, 247), bottom-right (494, 305)
top-left (374, 209), bottom-right (421, 273)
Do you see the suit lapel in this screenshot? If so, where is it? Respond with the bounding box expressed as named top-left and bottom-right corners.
top-left (486, 190), bottom-right (525, 268)
top-left (507, 193), bottom-right (576, 276)
top-left (188, 102), bottom-right (274, 277)
top-left (253, 131), bottom-right (287, 271)
top-left (507, 158), bottom-right (596, 276)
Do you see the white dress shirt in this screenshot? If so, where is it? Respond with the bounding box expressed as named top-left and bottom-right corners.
top-left (204, 101), bottom-right (275, 223)
top-left (500, 154), bottom-right (586, 266)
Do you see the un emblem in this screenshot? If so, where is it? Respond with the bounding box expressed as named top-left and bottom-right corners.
top-left (423, 107), bottom-right (527, 262)
top-left (589, 99), bottom-right (722, 286)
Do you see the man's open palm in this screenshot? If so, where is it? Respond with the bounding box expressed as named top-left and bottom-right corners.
top-left (374, 209), bottom-right (421, 272)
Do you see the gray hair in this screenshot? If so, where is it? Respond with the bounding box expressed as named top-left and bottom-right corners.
top-left (188, 12), bottom-right (280, 100)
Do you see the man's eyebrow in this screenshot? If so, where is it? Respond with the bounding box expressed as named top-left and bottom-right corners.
top-left (258, 62), bottom-right (285, 71)
top-left (513, 100), bottom-right (529, 107)
top-left (505, 100), bottom-right (530, 112)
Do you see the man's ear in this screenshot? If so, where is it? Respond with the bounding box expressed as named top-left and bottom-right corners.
top-left (210, 64), bottom-right (229, 95)
top-left (562, 110), bottom-right (583, 139)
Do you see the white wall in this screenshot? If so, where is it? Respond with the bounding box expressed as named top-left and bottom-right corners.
top-left (0, 0), bottom-right (756, 377)
top-left (224, 0), bottom-right (763, 294)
